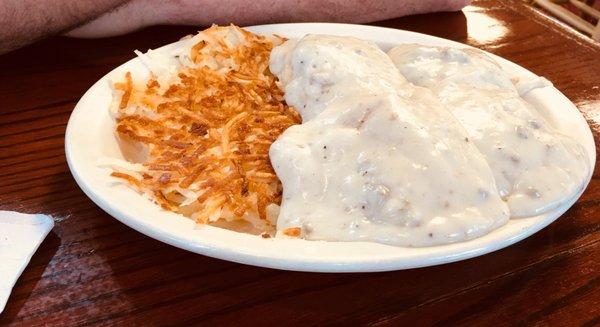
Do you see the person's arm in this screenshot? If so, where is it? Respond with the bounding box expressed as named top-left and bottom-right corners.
top-left (0, 0), bottom-right (129, 53)
top-left (0, 0), bottom-right (469, 53)
top-left (67, 0), bottom-right (470, 38)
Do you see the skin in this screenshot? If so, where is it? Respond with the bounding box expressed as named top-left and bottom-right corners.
top-left (0, 0), bottom-right (469, 53)
top-left (0, 0), bottom-right (129, 53)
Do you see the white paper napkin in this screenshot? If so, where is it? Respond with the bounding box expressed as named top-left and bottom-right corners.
top-left (0, 211), bottom-right (54, 313)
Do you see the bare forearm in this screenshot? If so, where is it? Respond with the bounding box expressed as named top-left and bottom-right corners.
top-left (158, 0), bottom-right (469, 25)
top-left (0, 0), bottom-right (129, 53)
top-left (67, 0), bottom-right (469, 38)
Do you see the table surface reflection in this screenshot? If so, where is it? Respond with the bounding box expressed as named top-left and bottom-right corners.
top-left (1, 0), bottom-right (599, 325)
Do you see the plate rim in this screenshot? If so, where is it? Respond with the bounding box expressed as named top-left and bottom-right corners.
top-left (64, 23), bottom-right (596, 272)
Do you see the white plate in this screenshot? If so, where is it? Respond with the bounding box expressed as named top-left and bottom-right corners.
top-left (65, 23), bottom-right (595, 272)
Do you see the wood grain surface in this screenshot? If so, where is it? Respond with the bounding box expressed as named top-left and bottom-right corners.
top-left (1, 0), bottom-right (599, 325)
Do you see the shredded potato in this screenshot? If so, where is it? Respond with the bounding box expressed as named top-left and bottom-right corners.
top-left (109, 25), bottom-right (300, 234)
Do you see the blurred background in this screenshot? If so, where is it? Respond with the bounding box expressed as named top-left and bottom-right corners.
top-left (526, 0), bottom-right (600, 40)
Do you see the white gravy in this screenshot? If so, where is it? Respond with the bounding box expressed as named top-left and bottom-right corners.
top-left (269, 35), bottom-right (509, 246)
top-left (269, 35), bottom-right (411, 121)
top-left (388, 44), bottom-right (590, 217)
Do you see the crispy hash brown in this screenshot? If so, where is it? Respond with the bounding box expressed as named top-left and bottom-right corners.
top-left (109, 25), bottom-right (300, 234)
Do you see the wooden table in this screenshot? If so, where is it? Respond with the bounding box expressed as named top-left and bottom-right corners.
top-left (1, 0), bottom-right (599, 325)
